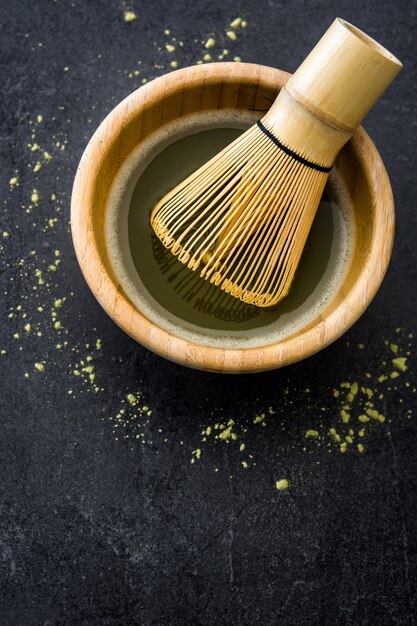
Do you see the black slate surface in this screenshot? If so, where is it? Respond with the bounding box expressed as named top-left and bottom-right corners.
top-left (0, 1), bottom-right (416, 624)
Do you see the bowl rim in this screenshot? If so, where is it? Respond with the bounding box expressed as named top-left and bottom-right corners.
top-left (71, 62), bottom-right (395, 373)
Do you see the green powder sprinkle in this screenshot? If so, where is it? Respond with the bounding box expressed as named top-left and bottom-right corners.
top-left (275, 479), bottom-right (289, 491)
top-left (392, 357), bottom-right (407, 372)
top-left (329, 428), bottom-right (339, 440)
top-left (230, 17), bottom-right (242, 28)
top-left (124, 10), bottom-right (137, 22)
top-left (340, 409), bottom-right (350, 424)
top-left (366, 408), bottom-right (385, 423)
top-left (31, 190), bottom-right (40, 205)
top-left (218, 425), bottom-right (237, 441)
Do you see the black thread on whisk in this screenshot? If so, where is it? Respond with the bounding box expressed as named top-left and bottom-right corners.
top-left (257, 119), bottom-right (332, 173)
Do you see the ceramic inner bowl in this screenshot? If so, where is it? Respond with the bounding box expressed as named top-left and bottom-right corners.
top-left (71, 63), bottom-right (395, 373)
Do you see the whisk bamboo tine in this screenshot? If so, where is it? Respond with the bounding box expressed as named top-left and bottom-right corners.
top-left (225, 170), bottom-right (306, 305)
top-left (150, 18), bottom-right (402, 308)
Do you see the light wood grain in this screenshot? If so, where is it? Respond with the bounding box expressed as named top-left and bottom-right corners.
top-left (267, 18), bottom-right (402, 163)
top-left (284, 18), bottom-right (402, 133)
top-left (71, 62), bottom-right (395, 373)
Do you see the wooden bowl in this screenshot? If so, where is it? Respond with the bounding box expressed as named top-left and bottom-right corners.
top-left (71, 63), bottom-right (395, 373)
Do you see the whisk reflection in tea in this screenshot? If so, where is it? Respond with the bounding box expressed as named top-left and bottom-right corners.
top-left (151, 233), bottom-right (261, 324)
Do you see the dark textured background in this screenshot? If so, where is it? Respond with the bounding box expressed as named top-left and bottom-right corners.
top-left (0, 1), bottom-right (416, 624)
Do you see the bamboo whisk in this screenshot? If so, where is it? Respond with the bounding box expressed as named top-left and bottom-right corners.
top-left (151, 19), bottom-right (402, 308)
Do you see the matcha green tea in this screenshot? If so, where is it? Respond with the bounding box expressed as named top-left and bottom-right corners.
top-left (105, 112), bottom-right (355, 349)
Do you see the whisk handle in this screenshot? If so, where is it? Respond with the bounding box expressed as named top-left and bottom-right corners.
top-left (284, 18), bottom-right (402, 133)
top-left (264, 18), bottom-right (402, 167)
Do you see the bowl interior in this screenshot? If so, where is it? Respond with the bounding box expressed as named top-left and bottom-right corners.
top-left (71, 63), bottom-right (394, 372)
top-left (105, 114), bottom-right (355, 350)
